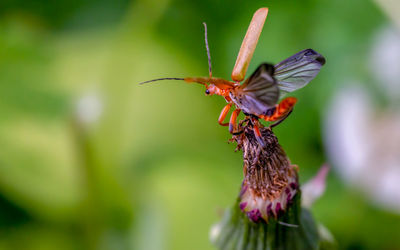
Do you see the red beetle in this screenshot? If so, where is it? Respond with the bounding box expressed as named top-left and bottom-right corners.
top-left (141, 17), bottom-right (325, 145)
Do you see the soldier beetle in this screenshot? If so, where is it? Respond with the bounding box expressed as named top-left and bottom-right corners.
top-left (140, 8), bottom-right (325, 145)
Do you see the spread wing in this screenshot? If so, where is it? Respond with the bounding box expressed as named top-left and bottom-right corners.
top-left (274, 49), bottom-right (325, 97)
top-left (235, 63), bottom-right (279, 115)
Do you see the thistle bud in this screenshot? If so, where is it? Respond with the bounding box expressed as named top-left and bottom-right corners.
top-left (211, 124), bottom-right (335, 250)
top-left (237, 126), bottom-right (299, 222)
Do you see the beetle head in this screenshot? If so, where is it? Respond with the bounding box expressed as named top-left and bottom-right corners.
top-left (205, 84), bottom-right (219, 96)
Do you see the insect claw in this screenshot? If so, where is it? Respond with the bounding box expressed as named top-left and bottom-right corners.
top-left (232, 129), bottom-right (244, 135)
top-left (256, 135), bottom-right (266, 148)
top-left (229, 109), bottom-right (241, 134)
top-left (251, 119), bottom-right (266, 147)
top-left (229, 123), bottom-right (234, 133)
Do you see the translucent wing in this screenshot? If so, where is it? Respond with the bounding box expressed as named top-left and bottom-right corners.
top-left (233, 64), bottom-right (279, 115)
top-left (274, 49), bottom-right (325, 97)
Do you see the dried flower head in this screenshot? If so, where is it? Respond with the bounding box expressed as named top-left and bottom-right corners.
top-left (233, 121), bottom-right (298, 222)
top-left (211, 122), bottom-right (334, 250)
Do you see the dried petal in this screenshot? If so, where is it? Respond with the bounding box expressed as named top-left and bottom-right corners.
top-left (301, 164), bottom-right (330, 208)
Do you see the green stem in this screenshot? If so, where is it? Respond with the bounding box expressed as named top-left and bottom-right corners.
top-left (213, 193), bottom-right (322, 250)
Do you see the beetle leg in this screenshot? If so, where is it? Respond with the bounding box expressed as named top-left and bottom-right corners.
top-left (251, 117), bottom-right (265, 147)
top-left (229, 109), bottom-right (241, 133)
top-left (218, 103), bottom-right (232, 126)
top-left (232, 117), bottom-right (246, 135)
top-left (269, 109), bottom-right (293, 128)
top-left (261, 97), bottom-right (297, 122)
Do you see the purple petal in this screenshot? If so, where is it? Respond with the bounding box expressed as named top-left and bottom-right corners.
top-left (240, 183), bottom-right (248, 197)
top-left (247, 209), bottom-right (261, 223)
top-left (275, 202), bottom-right (281, 215)
top-left (266, 203), bottom-right (272, 216)
top-left (290, 182), bottom-right (298, 190)
top-left (286, 193), bottom-right (292, 204)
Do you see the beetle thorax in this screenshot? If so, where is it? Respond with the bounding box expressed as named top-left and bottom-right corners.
top-left (207, 84), bottom-right (230, 97)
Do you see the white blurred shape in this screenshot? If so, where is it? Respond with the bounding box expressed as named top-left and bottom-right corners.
top-left (76, 93), bottom-right (103, 126)
top-left (324, 86), bottom-right (372, 181)
top-left (209, 222), bottom-right (222, 244)
top-left (375, 167), bottom-right (400, 211)
top-left (324, 84), bottom-right (400, 213)
top-left (370, 26), bottom-right (400, 101)
top-left (374, 0), bottom-right (400, 29)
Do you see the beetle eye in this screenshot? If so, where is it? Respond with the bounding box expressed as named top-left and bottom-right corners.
top-left (205, 89), bottom-right (210, 95)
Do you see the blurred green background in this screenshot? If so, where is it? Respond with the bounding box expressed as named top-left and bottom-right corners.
top-left (1, 0), bottom-right (400, 249)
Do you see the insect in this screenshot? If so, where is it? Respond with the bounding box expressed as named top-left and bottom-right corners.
top-left (140, 21), bottom-right (325, 146)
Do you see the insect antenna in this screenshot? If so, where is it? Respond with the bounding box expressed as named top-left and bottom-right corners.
top-left (139, 77), bottom-right (185, 85)
top-left (203, 22), bottom-right (212, 79)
